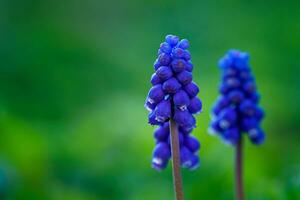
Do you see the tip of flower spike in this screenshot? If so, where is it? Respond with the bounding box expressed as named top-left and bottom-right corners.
top-left (165, 34), bottom-right (179, 47)
top-left (228, 49), bottom-right (249, 61)
top-left (218, 49), bottom-right (250, 70)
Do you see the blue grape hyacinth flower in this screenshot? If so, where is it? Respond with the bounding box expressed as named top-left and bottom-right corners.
top-left (209, 50), bottom-right (265, 145)
top-left (145, 35), bottom-right (202, 171)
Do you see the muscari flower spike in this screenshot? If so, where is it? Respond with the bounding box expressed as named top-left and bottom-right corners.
top-left (209, 50), bottom-right (265, 145)
top-left (145, 35), bottom-right (202, 171)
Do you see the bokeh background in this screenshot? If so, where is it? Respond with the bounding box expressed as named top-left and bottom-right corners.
top-left (1, 0), bottom-right (300, 199)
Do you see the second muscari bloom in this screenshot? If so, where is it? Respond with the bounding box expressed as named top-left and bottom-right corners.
top-left (209, 50), bottom-right (265, 145)
top-left (145, 35), bottom-right (202, 171)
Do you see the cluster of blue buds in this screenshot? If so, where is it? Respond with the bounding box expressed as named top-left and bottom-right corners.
top-left (145, 35), bottom-right (202, 171)
top-left (209, 50), bottom-right (265, 145)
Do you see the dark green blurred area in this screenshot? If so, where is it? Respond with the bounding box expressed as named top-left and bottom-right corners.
top-left (0, 0), bottom-right (300, 199)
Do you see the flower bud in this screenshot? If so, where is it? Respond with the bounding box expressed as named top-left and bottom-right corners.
top-left (239, 100), bottom-right (256, 117)
top-left (156, 66), bottom-right (173, 81)
top-left (154, 123), bottom-right (170, 141)
top-left (209, 120), bottom-right (222, 134)
top-left (248, 128), bottom-right (265, 145)
top-left (184, 82), bottom-right (199, 98)
top-left (183, 50), bottom-right (191, 61)
top-left (255, 106), bottom-right (264, 121)
top-left (188, 97), bottom-right (202, 114)
top-left (189, 154), bottom-right (200, 170)
top-left (153, 59), bottom-right (161, 70)
top-left (225, 77), bottom-right (241, 89)
top-left (159, 42), bottom-right (172, 54)
top-left (218, 108), bottom-right (237, 130)
top-left (219, 55), bottom-right (233, 69)
top-left (174, 109), bottom-right (196, 129)
top-left (154, 100), bottom-right (171, 122)
top-left (152, 142), bottom-right (171, 171)
top-left (178, 39), bottom-right (190, 49)
top-left (173, 90), bottom-right (190, 110)
top-left (172, 48), bottom-right (185, 58)
top-left (241, 118), bottom-right (258, 131)
top-left (165, 35), bottom-right (179, 47)
top-left (221, 127), bottom-right (239, 145)
top-left (148, 84), bottom-right (165, 104)
top-left (180, 146), bottom-right (193, 167)
top-left (162, 78), bottom-right (181, 94)
top-left (186, 61), bottom-right (193, 72)
top-left (212, 96), bottom-right (229, 115)
top-left (144, 100), bottom-right (156, 112)
top-left (176, 71), bottom-right (193, 85)
top-left (150, 73), bottom-right (161, 85)
top-left (171, 59), bottom-right (186, 73)
top-left (243, 81), bottom-right (256, 95)
top-left (179, 125), bottom-right (193, 135)
top-left (249, 92), bottom-right (260, 103)
top-left (184, 135), bottom-right (200, 153)
top-left (180, 146), bottom-right (199, 170)
top-left (148, 111), bottom-right (162, 125)
top-left (158, 53), bottom-right (171, 65)
top-left (228, 90), bottom-right (245, 104)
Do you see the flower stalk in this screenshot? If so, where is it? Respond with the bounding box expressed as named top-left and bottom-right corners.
top-left (235, 136), bottom-right (244, 200)
top-left (169, 118), bottom-right (184, 200)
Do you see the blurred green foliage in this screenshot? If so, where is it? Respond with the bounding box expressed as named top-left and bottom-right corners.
top-left (0, 0), bottom-right (300, 199)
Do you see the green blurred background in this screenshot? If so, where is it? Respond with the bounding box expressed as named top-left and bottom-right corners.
top-left (0, 0), bottom-right (300, 199)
